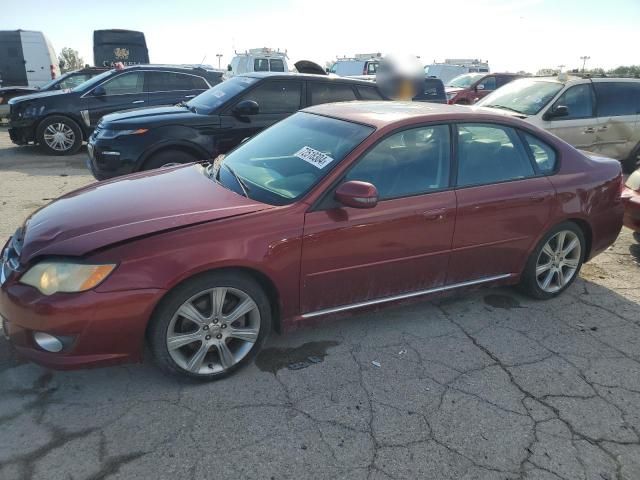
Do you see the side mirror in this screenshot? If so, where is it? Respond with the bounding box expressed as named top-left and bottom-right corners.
top-left (92, 85), bottom-right (106, 97)
top-left (227, 64), bottom-right (232, 72)
top-left (335, 181), bottom-right (378, 209)
top-left (544, 105), bottom-right (569, 121)
top-left (476, 84), bottom-right (485, 91)
top-left (232, 99), bottom-right (259, 117)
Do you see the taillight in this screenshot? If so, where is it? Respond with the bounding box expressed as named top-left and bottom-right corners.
top-left (50, 64), bottom-right (56, 79)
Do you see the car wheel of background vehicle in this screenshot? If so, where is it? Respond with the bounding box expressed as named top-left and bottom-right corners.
top-left (148, 271), bottom-right (272, 380)
top-left (622, 143), bottom-right (640, 174)
top-left (143, 149), bottom-right (199, 171)
top-left (519, 222), bottom-right (585, 300)
top-left (36, 115), bottom-right (83, 155)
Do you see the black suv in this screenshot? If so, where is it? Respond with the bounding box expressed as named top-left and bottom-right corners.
top-left (87, 72), bottom-right (387, 179)
top-left (8, 65), bottom-right (223, 155)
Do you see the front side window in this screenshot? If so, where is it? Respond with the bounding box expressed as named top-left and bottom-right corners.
top-left (309, 83), bottom-right (357, 105)
top-left (523, 133), bottom-right (557, 173)
top-left (456, 124), bottom-right (535, 187)
top-left (551, 84), bottom-right (594, 119)
top-left (101, 72), bottom-right (144, 95)
top-left (240, 81), bottom-right (301, 113)
top-left (269, 59), bottom-right (285, 72)
top-left (366, 62), bottom-right (378, 75)
top-left (57, 74), bottom-right (91, 89)
top-left (594, 82), bottom-right (640, 117)
top-left (477, 76), bottom-right (496, 91)
top-left (219, 112), bottom-right (373, 205)
top-left (345, 125), bottom-right (451, 200)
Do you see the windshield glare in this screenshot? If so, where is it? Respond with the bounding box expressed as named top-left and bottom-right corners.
top-left (447, 73), bottom-right (484, 88)
top-left (71, 69), bottom-right (113, 92)
top-left (188, 76), bottom-right (258, 113)
top-left (219, 112), bottom-right (374, 205)
top-left (477, 79), bottom-right (564, 115)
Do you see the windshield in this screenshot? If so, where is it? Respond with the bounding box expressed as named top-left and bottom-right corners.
top-left (40, 72), bottom-right (71, 90)
top-left (477, 79), bottom-right (564, 115)
top-left (447, 73), bottom-right (484, 88)
top-left (217, 112), bottom-right (374, 205)
top-left (187, 76), bottom-right (258, 113)
top-left (71, 69), bottom-right (114, 92)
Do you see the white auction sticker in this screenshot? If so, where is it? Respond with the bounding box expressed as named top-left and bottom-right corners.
top-left (294, 146), bottom-right (334, 169)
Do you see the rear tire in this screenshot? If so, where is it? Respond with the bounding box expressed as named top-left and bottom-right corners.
top-left (36, 115), bottom-right (83, 156)
top-left (148, 271), bottom-right (272, 380)
top-left (143, 149), bottom-right (199, 171)
top-left (519, 222), bottom-right (585, 300)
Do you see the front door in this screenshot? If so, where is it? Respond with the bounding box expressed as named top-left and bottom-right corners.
top-left (541, 83), bottom-right (599, 153)
top-left (87, 71), bottom-right (147, 127)
top-left (447, 123), bottom-right (555, 284)
top-left (216, 80), bottom-right (302, 154)
top-left (473, 75), bottom-right (497, 102)
top-left (301, 124), bottom-right (456, 314)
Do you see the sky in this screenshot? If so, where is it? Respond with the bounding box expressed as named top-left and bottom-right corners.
top-left (2, 0), bottom-right (639, 74)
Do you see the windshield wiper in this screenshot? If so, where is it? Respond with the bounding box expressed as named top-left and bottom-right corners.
top-left (486, 104), bottom-right (525, 115)
top-left (222, 163), bottom-right (250, 197)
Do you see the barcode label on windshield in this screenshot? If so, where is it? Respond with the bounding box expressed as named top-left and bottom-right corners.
top-left (294, 146), bottom-right (334, 169)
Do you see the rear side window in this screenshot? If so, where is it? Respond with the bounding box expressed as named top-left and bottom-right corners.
top-left (269, 59), bottom-right (285, 72)
top-left (357, 86), bottom-right (384, 100)
top-left (552, 84), bottom-right (594, 119)
top-left (240, 81), bottom-right (302, 113)
top-left (145, 72), bottom-right (205, 92)
top-left (456, 124), bottom-right (535, 187)
top-left (101, 72), bottom-right (144, 95)
top-left (496, 75), bottom-right (515, 87)
top-left (309, 83), bottom-right (357, 105)
top-left (523, 133), bottom-right (557, 173)
top-left (594, 82), bottom-right (640, 117)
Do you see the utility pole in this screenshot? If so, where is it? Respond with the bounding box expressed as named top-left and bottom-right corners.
top-left (557, 64), bottom-right (566, 73)
top-left (216, 54), bottom-right (223, 69)
top-left (580, 56), bottom-right (590, 73)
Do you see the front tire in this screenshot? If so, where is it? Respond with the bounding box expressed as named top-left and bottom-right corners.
top-left (519, 222), bottom-right (585, 300)
top-left (36, 115), bottom-right (83, 155)
top-left (148, 271), bottom-right (272, 380)
top-left (143, 149), bottom-right (199, 171)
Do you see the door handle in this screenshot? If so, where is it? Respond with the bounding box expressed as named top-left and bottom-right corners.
top-left (184, 95), bottom-right (196, 99)
top-left (529, 195), bottom-right (546, 203)
top-left (421, 208), bottom-right (447, 221)
top-left (132, 100), bottom-right (145, 104)
top-left (583, 127), bottom-right (595, 134)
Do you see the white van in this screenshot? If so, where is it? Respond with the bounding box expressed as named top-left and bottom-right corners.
top-left (0, 30), bottom-right (59, 88)
top-left (328, 54), bottom-right (382, 77)
top-left (476, 75), bottom-right (640, 172)
top-left (227, 48), bottom-right (289, 77)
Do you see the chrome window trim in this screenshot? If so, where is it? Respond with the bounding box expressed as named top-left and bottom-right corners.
top-left (80, 70), bottom-right (212, 98)
top-left (301, 273), bottom-right (513, 319)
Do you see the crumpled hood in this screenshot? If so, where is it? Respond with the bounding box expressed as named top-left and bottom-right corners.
top-left (100, 106), bottom-right (205, 129)
top-left (19, 164), bottom-right (272, 261)
top-left (8, 88), bottom-right (70, 105)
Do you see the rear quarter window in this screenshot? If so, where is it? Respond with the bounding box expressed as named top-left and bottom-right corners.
top-left (523, 133), bottom-right (557, 173)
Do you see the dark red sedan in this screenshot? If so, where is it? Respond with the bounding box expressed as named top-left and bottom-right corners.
top-left (622, 168), bottom-right (640, 240)
top-left (0, 102), bottom-right (624, 380)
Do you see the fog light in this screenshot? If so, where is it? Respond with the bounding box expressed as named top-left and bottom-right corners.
top-left (33, 332), bottom-right (64, 353)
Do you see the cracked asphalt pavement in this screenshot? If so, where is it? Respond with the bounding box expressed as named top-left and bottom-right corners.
top-left (1, 129), bottom-right (640, 479)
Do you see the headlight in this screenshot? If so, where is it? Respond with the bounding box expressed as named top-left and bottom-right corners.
top-left (20, 261), bottom-right (116, 295)
top-left (22, 104), bottom-right (45, 118)
top-left (99, 128), bottom-right (148, 139)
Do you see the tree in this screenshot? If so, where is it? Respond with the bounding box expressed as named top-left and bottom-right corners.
top-left (58, 47), bottom-right (84, 73)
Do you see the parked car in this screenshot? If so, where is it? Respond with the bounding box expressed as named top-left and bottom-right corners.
top-left (8, 64), bottom-right (223, 155)
top-left (0, 102), bottom-right (623, 380)
top-left (328, 55), bottom-right (381, 76)
top-left (86, 72), bottom-right (385, 179)
top-left (476, 76), bottom-right (640, 172)
top-left (425, 61), bottom-right (490, 85)
top-left (414, 77), bottom-right (447, 103)
top-left (227, 48), bottom-right (289, 77)
top-left (0, 67), bottom-right (108, 120)
top-left (0, 29), bottom-right (59, 89)
top-left (621, 168), bottom-right (640, 239)
top-left (93, 29), bottom-right (149, 67)
top-left (446, 72), bottom-right (522, 104)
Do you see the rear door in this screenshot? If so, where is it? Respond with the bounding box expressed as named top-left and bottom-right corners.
top-left (591, 80), bottom-right (640, 160)
top-left (448, 123), bottom-right (555, 283)
top-left (20, 31), bottom-right (51, 87)
top-left (144, 71), bottom-right (209, 108)
top-left (216, 79), bottom-right (303, 153)
top-left (540, 83), bottom-right (599, 152)
top-left (86, 71), bottom-right (147, 126)
top-left (301, 124), bottom-right (456, 313)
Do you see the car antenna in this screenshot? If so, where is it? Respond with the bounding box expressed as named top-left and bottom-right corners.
top-left (199, 55), bottom-right (206, 68)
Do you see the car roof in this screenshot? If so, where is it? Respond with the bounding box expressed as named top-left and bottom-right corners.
top-left (120, 64), bottom-right (222, 73)
top-left (241, 71), bottom-right (377, 85)
top-left (304, 101), bottom-right (521, 128)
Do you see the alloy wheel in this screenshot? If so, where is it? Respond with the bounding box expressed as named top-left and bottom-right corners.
top-left (43, 123), bottom-right (75, 152)
top-left (535, 230), bottom-right (581, 293)
top-left (166, 287), bottom-right (261, 375)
